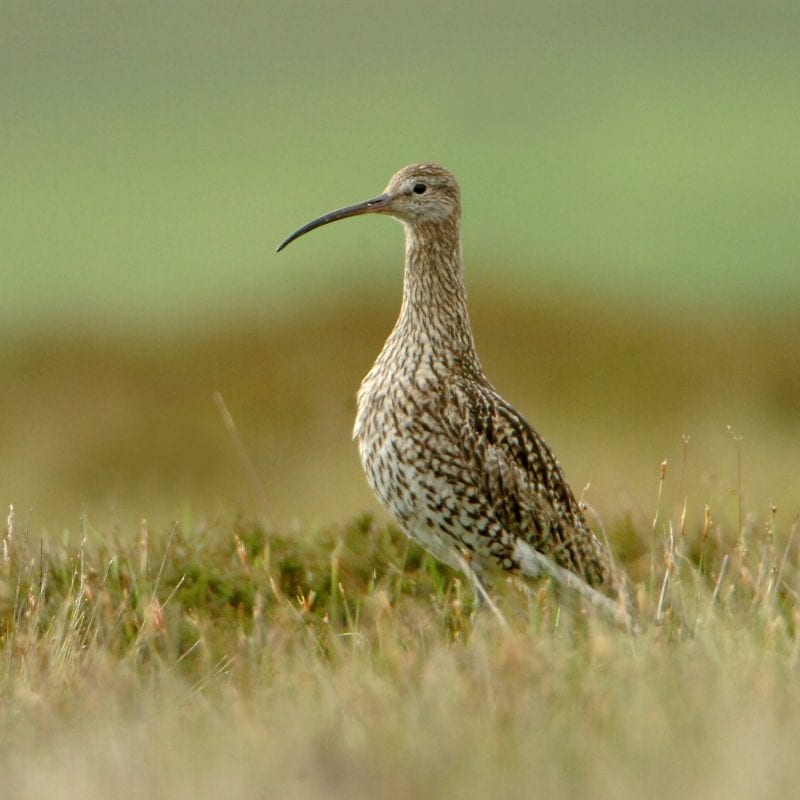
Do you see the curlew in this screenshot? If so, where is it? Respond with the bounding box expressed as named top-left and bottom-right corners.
top-left (277, 163), bottom-right (633, 624)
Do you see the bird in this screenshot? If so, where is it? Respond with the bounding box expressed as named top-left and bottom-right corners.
top-left (277, 163), bottom-right (633, 625)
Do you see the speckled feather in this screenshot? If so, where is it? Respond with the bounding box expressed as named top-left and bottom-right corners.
top-left (280, 163), bottom-right (633, 621)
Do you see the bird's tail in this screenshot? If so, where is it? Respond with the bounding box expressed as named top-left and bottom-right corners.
top-left (513, 539), bottom-right (638, 632)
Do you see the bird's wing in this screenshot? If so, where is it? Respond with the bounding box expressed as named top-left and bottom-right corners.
top-left (435, 377), bottom-right (621, 598)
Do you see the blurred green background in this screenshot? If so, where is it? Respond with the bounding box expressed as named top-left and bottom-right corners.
top-left (2, 1), bottom-right (798, 537)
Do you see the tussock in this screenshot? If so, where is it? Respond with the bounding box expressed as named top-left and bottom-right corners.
top-left (2, 492), bottom-right (800, 799)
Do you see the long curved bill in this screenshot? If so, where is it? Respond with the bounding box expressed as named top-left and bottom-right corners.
top-left (276, 193), bottom-right (391, 252)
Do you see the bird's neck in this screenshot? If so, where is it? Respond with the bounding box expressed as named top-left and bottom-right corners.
top-left (391, 218), bottom-right (481, 371)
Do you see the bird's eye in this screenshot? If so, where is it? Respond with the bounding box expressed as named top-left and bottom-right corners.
top-left (412, 183), bottom-right (427, 194)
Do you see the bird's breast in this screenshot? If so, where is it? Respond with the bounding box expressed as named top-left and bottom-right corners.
top-left (352, 352), bottom-right (452, 522)
top-left (352, 334), bottom-right (444, 440)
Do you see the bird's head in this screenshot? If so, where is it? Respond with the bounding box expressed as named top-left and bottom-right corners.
top-left (277, 163), bottom-right (460, 252)
top-left (380, 163), bottom-right (461, 224)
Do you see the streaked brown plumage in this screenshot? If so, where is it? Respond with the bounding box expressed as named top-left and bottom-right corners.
top-left (278, 163), bottom-right (633, 623)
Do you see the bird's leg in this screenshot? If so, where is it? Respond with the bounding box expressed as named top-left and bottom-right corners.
top-left (451, 550), bottom-right (508, 629)
top-left (416, 533), bottom-right (509, 627)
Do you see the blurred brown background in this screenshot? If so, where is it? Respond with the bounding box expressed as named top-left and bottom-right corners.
top-left (3, 290), bottom-right (797, 539)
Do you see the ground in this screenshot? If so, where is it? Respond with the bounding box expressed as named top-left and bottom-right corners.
top-left (2, 502), bottom-right (799, 799)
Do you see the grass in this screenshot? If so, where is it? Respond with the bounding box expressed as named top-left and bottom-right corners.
top-left (2, 485), bottom-right (800, 799)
